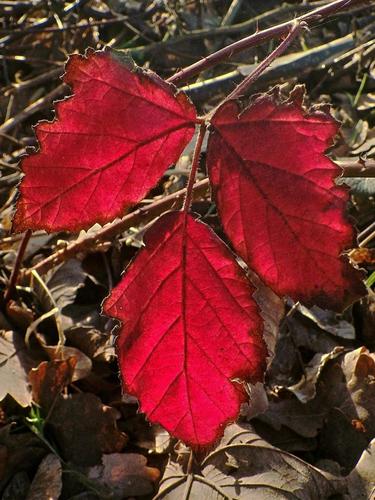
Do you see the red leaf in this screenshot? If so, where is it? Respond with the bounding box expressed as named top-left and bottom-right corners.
top-left (14, 49), bottom-right (196, 232)
top-left (207, 88), bottom-right (366, 312)
top-left (103, 211), bottom-right (266, 446)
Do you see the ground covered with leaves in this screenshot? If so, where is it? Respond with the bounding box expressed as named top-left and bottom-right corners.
top-left (0, 1), bottom-right (374, 499)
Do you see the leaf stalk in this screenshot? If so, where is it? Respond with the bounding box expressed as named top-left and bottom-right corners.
top-left (183, 124), bottom-right (207, 213)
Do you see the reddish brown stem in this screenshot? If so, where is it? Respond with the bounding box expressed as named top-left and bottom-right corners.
top-left (27, 180), bottom-right (209, 277)
top-left (338, 159), bottom-right (375, 177)
top-left (183, 125), bottom-right (207, 212)
top-left (4, 229), bottom-right (32, 302)
top-left (226, 20), bottom-right (306, 101)
top-left (167, 0), bottom-right (362, 86)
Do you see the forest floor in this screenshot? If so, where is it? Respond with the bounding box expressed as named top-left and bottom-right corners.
top-left (0, 1), bottom-right (374, 499)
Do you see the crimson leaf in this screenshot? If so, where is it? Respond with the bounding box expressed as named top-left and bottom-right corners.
top-left (103, 211), bottom-right (266, 446)
top-left (14, 49), bottom-right (196, 232)
top-left (207, 87), bottom-right (365, 312)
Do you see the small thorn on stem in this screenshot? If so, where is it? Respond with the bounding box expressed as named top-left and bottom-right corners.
top-left (223, 20), bottom-right (307, 102)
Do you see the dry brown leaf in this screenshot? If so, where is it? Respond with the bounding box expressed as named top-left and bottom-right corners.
top-left (44, 344), bottom-right (92, 382)
top-left (0, 331), bottom-right (34, 407)
top-left (251, 271), bottom-right (285, 362)
top-left (156, 424), bottom-right (346, 499)
top-left (89, 453), bottom-right (160, 498)
top-left (48, 393), bottom-right (127, 466)
top-left (29, 358), bottom-right (77, 410)
top-left (26, 454), bottom-right (62, 500)
top-left (347, 438), bottom-right (375, 499)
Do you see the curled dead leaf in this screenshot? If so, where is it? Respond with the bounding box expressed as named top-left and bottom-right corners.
top-left (26, 454), bottom-right (62, 500)
top-left (156, 424), bottom-right (346, 499)
top-left (88, 453), bottom-right (160, 498)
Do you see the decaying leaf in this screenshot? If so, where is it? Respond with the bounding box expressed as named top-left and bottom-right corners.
top-left (156, 424), bottom-right (345, 499)
top-left (46, 259), bottom-right (89, 330)
top-left (286, 347), bottom-right (345, 403)
top-left (0, 331), bottom-right (34, 407)
top-left (267, 301), bottom-right (355, 389)
top-left (26, 454), bottom-right (62, 500)
top-left (350, 248), bottom-right (375, 266)
top-left (88, 453), bottom-right (160, 498)
top-left (104, 211), bottom-right (266, 446)
top-left (294, 303), bottom-right (356, 339)
top-left (250, 271), bottom-right (285, 362)
top-left (241, 382), bottom-right (269, 420)
top-left (261, 346), bottom-right (375, 470)
top-left (347, 438), bottom-right (375, 499)
top-left (48, 393), bottom-right (127, 466)
top-left (43, 344), bottom-right (92, 382)
top-left (2, 472), bottom-right (30, 500)
top-left (339, 347), bottom-right (375, 437)
top-left (27, 270), bottom-right (65, 345)
top-left (29, 358), bottom-right (77, 410)
top-left (0, 426), bottom-right (46, 494)
top-left (64, 326), bottom-right (115, 363)
top-left (261, 395), bottom-right (324, 439)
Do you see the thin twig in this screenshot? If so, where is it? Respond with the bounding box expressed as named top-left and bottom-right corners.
top-left (183, 32), bottom-right (358, 103)
top-left (0, 0), bottom-right (91, 47)
top-left (225, 20), bottom-right (306, 101)
top-left (128, 1), bottom-right (332, 58)
top-left (337, 159), bottom-right (375, 177)
top-left (3, 15), bottom-right (129, 34)
top-left (167, 0), bottom-right (366, 85)
top-left (358, 221), bottom-right (375, 243)
top-left (197, 0), bottom-right (244, 80)
top-left (7, 67), bottom-right (63, 93)
top-left (27, 179), bottom-right (209, 277)
top-left (4, 229), bottom-right (32, 302)
top-left (0, 84), bottom-right (67, 136)
top-left (0, 55), bottom-right (63, 66)
top-left (359, 230), bottom-right (375, 248)
top-left (221, 0), bottom-right (244, 27)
